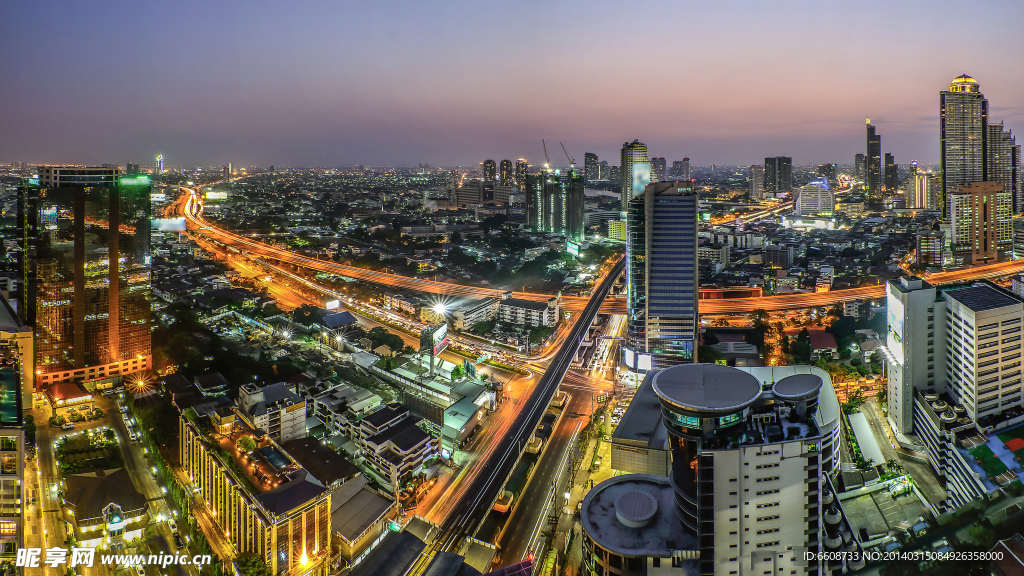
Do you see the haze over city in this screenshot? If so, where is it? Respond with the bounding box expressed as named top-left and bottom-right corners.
top-left (3, 0), bottom-right (1023, 167)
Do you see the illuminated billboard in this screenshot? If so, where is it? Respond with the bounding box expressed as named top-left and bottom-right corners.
top-left (151, 218), bottom-right (186, 232)
top-left (325, 300), bottom-right (340, 310)
top-left (566, 240), bottom-right (580, 257)
top-left (420, 323), bottom-right (448, 356)
top-left (631, 162), bottom-right (651, 198)
top-left (637, 354), bottom-right (652, 372)
top-left (623, 348), bottom-right (635, 369)
top-left (205, 191), bottom-right (228, 200)
top-left (886, 284), bottom-right (905, 366)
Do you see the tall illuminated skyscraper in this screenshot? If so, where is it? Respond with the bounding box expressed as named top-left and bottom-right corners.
top-left (854, 153), bottom-right (865, 180)
top-left (514, 159), bottom-right (528, 187)
top-left (620, 139), bottom-right (648, 208)
top-left (940, 74), bottom-right (988, 217)
top-left (623, 181), bottom-right (698, 371)
top-left (482, 159), bottom-right (497, 183)
top-left (499, 159), bottom-right (513, 185)
top-left (20, 167), bottom-right (152, 387)
top-left (884, 153), bottom-right (897, 193)
top-left (583, 152), bottom-right (599, 184)
top-left (988, 121), bottom-right (1021, 213)
top-left (155, 155), bottom-right (163, 175)
top-left (649, 157), bottom-right (666, 182)
top-left (749, 164), bottom-right (764, 200)
top-left (763, 156), bottom-right (792, 193)
top-left (817, 163), bottom-right (837, 184)
top-left (866, 119), bottom-right (882, 200)
top-left (524, 167), bottom-right (585, 241)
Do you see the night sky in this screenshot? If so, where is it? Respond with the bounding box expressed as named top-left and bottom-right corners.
top-left (3, 0), bottom-right (1022, 168)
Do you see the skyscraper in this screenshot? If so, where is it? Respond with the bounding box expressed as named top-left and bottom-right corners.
top-left (598, 160), bottom-right (609, 181)
top-left (680, 157), bottom-right (690, 181)
top-left (941, 74), bottom-right (988, 217)
top-left (948, 181), bottom-right (1010, 264)
top-left (795, 180), bottom-right (834, 216)
top-left (817, 163), bottom-right (837, 185)
top-left (649, 157), bottom-right (666, 182)
top-left (866, 119), bottom-right (882, 200)
top-left (583, 152), bottom-right (599, 184)
top-left (21, 167), bottom-right (152, 387)
top-left (620, 139), bottom-right (648, 208)
top-left (884, 152), bottom-right (897, 193)
top-left (854, 153), bottom-right (865, 180)
top-left (763, 156), bottom-right (792, 193)
top-left (988, 122), bottom-right (1021, 213)
top-left (524, 167), bottom-right (585, 241)
top-left (499, 159), bottom-right (513, 186)
top-left (514, 159), bottom-right (528, 187)
top-left (749, 164), bottom-right (764, 200)
top-left (482, 159), bottom-right (496, 182)
top-left (624, 181), bottom-right (698, 370)
top-left (907, 161), bottom-right (920, 207)
top-left (155, 155), bottom-right (163, 175)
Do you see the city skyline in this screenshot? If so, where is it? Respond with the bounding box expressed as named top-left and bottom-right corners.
top-left (2, 1), bottom-right (1023, 168)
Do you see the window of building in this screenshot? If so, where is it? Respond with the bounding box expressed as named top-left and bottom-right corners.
top-left (0, 438), bottom-right (15, 451)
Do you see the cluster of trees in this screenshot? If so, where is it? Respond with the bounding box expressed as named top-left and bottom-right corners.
top-left (367, 326), bottom-right (405, 352)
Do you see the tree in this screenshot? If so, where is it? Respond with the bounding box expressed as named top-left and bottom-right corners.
top-left (292, 304), bottom-right (326, 326)
top-left (236, 436), bottom-right (257, 453)
top-left (235, 553), bottom-right (273, 576)
top-left (451, 364), bottom-right (464, 380)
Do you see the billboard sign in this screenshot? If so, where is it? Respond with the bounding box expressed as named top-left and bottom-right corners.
top-left (205, 191), bottom-right (228, 200)
top-left (325, 299), bottom-right (340, 310)
top-left (631, 162), bottom-right (651, 198)
top-left (886, 284), bottom-right (905, 366)
top-left (566, 240), bottom-right (580, 257)
top-left (151, 218), bottom-right (186, 232)
top-left (420, 323), bottom-right (448, 356)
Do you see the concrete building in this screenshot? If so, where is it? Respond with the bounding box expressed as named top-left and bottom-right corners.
top-left (237, 382), bottom-right (307, 443)
top-left (763, 157), bottom-right (792, 193)
top-left (524, 168), bottom-right (585, 241)
top-left (357, 404), bottom-right (439, 492)
top-left (179, 405), bottom-right (333, 575)
top-left (749, 165), bottom-right (764, 201)
top-left (949, 181), bottom-right (1011, 263)
top-left (0, 297), bottom-right (30, 561)
top-left (988, 122), bottom-right (1021, 213)
top-left (697, 244), bottom-right (730, 264)
top-left (498, 297), bottom-right (559, 328)
top-left (451, 297), bottom-right (499, 331)
top-left (916, 232), bottom-right (945, 268)
top-left (795, 181), bottom-right (834, 217)
top-left (620, 140), bottom-right (649, 208)
top-left (592, 364), bottom-right (844, 576)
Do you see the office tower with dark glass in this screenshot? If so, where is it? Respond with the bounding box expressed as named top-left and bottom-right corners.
top-left (499, 159), bottom-right (513, 186)
top-left (866, 119), bottom-right (882, 200)
top-left (817, 163), bottom-right (837, 185)
top-left (620, 139), bottom-right (648, 208)
top-left (524, 167), bottom-right (585, 241)
top-left (763, 156), bottom-right (792, 193)
top-left (623, 181), bottom-right (698, 371)
top-left (649, 157), bottom-right (666, 182)
top-left (854, 153), bottom-right (865, 180)
top-left (884, 152), bottom-right (897, 193)
top-left (941, 74), bottom-right (988, 217)
top-left (482, 159), bottom-right (497, 183)
top-left (20, 167), bottom-right (152, 387)
top-left (584, 152), bottom-right (599, 184)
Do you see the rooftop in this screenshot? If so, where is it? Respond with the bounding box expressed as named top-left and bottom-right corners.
top-left (64, 468), bottom-right (147, 520)
top-left (944, 282), bottom-right (1022, 313)
top-left (581, 474), bottom-right (697, 557)
top-left (652, 364), bottom-right (761, 414)
top-left (281, 437), bottom-right (360, 486)
top-left (499, 297), bottom-right (552, 311)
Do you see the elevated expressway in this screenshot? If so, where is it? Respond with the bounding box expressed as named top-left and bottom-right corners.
top-left (178, 189), bottom-right (1024, 316)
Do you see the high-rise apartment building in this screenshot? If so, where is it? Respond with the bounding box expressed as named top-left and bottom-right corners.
top-left (482, 159), bottom-right (496, 183)
top-left (584, 152), bottom-right (599, 184)
top-left (0, 298), bottom-right (31, 565)
top-left (20, 168), bottom-right (152, 387)
top-left (620, 139), bottom-right (648, 208)
top-left (588, 364), bottom-right (847, 576)
top-left (598, 160), bottom-right (609, 181)
top-left (524, 168), bottom-right (585, 241)
top-left (624, 181), bottom-right (698, 370)
top-left (498, 159), bottom-right (513, 186)
top-left (941, 74), bottom-right (988, 218)
top-left (649, 157), bottom-right (666, 182)
top-left (670, 159), bottom-right (690, 179)
top-left (763, 156), bottom-right (792, 193)
top-left (866, 119), bottom-right (882, 200)
top-left (749, 165), bottom-right (764, 200)
top-left (817, 163), bottom-right (837, 185)
top-left (885, 278), bottom-right (1024, 508)
top-left (854, 153), bottom-right (865, 180)
top-left (907, 161), bottom-right (920, 207)
top-left (795, 180), bottom-right (834, 216)
top-left (884, 153), bottom-right (897, 193)
top-left (514, 159), bottom-right (528, 187)
top-left (948, 181), bottom-right (1010, 263)
top-left (987, 122), bottom-right (1021, 213)
top-left (222, 163), bottom-right (232, 181)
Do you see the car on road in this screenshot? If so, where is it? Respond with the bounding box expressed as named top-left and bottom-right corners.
top-left (168, 519), bottom-right (177, 532)
top-left (62, 423), bottom-right (74, 430)
top-left (173, 532), bottom-right (184, 549)
top-left (132, 565), bottom-right (144, 576)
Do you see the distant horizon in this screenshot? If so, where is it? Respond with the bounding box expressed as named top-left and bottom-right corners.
top-left (3, 0), bottom-right (1021, 168)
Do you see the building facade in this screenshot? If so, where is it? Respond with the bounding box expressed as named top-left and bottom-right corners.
top-left (497, 297), bottom-right (559, 328)
top-left (749, 165), bottom-right (764, 201)
top-left (948, 181), bottom-right (1011, 263)
top-left (941, 74), bottom-right (988, 218)
top-left (763, 157), bottom-right (792, 193)
top-left (620, 140), bottom-right (649, 209)
top-left (866, 119), bottom-right (882, 201)
top-left (795, 181), bottom-right (834, 217)
top-left (524, 168), bottom-right (585, 241)
top-left (988, 122), bottom-right (1021, 213)
top-left (20, 169), bottom-right (152, 387)
top-left (625, 182), bottom-right (698, 370)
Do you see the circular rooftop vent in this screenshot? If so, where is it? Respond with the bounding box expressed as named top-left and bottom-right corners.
top-left (614, 490), bottom-right (658, 528)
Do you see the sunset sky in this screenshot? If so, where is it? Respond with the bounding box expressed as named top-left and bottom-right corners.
top-left (3, 0), bottom-right (1022, 168)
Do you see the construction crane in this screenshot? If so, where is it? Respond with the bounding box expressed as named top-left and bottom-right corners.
top-left (542, 140), bottom-right (550, 166)
top-left (560, 142), bottom-right (574, 166)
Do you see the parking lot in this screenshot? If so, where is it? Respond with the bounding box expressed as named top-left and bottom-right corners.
top-left (841, 490), bottom-right (930, 537)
